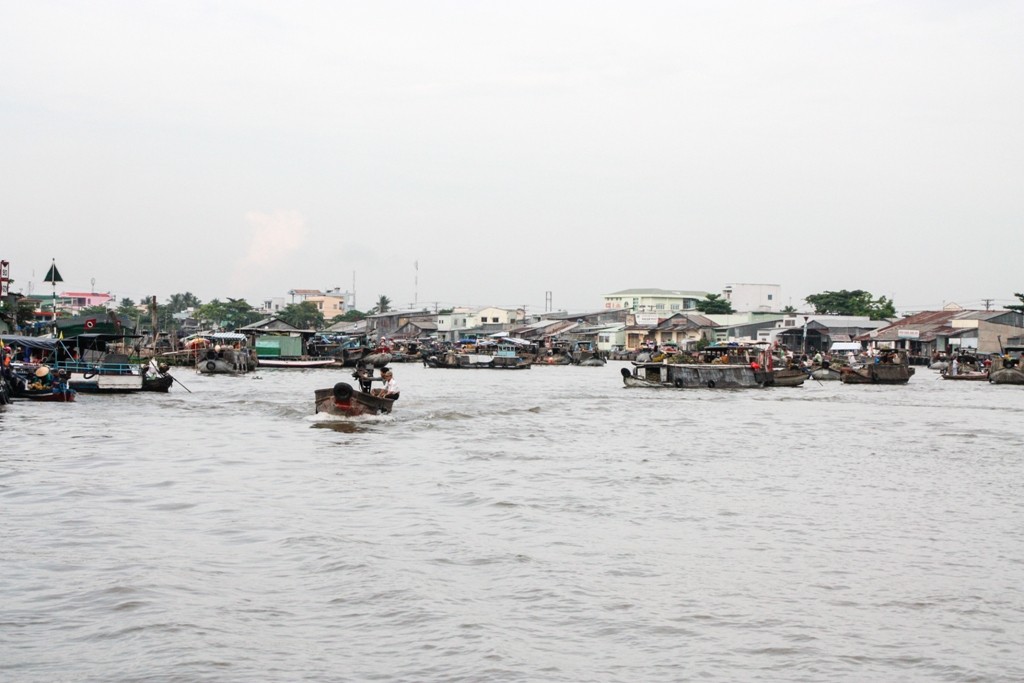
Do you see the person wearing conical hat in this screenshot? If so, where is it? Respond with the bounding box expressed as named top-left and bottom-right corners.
top-left (31, 365), bottom-right (53, 390)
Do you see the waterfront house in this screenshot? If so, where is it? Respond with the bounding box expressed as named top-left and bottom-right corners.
top-left (862, 309), bottom-right (1024, 357)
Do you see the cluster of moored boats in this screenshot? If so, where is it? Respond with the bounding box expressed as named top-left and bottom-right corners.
top-left (5, 332), bottom-right (1021, 419)
top-left (620, 344), bottom-right (1024, 389)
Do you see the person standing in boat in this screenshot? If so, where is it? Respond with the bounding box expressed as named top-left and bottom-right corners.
top-left (370, 367), bottom-right (400, 400)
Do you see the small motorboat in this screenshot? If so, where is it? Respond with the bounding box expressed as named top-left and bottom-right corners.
top-left (314, 381), bottom-right (393, 417)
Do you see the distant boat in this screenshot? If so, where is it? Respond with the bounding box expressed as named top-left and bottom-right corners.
top-left (622, 344), bottom-right (773, 389)
top-left (196, 347), bottom-right (255, 374)
top-left (988, 350), bottom-right (1024, 385)
top-left (425, 343), bottom-right (531, 369)
top-left (839, 351), bottom-right (915, 384)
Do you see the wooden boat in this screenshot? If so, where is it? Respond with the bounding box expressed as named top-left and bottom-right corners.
top-left (139, 361), bottom-right (175, 392)
top-left (989, 367), bottom-right (1024, 385)
top-left (142, 373), bottom-right (174, 392)
top-left (10, 370), bottom-right (77, 402)
top-left (196, 347), bottom-right (255, 374)
top-left (17, 385), bottom-right (77, 402)
top-left (839, 351), bottom-right (915, 384)
top-left (810, 366), bottom-right (843, 381)
top-left (771, 368), bottom-right (807, 387)
top-left (425, 343), bottom-right (531, 369)
top-left (314, 381), bottom-right (393, 417)
top-left (622, 344), bottom-right (774, 389)
top-left (941, 353), bottom-right (988, 381)
top-left (988, 352), bottom-right (1024, 385)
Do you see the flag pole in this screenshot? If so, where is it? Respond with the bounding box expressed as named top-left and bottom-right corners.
top-left (43, 258), bottom-right (64, 338)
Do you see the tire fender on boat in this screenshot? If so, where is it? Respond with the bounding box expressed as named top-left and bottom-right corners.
top-left (620, 367), bottom-right (631, 379)
top-left (333, 382), bottom-right (353, 401)
top-left (674, 377), bottom-right (684, 388)
top-left (205, 361), bottom-right (217, 371)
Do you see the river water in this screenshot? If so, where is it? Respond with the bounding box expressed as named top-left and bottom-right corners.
top-left (2, 362), bottom-right (1022, 682)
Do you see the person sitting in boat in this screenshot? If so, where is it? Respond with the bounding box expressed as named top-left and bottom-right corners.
top-left (370, 367), bottom-right (400, 400)
top-left (30, 365), bottom-right (53, 390)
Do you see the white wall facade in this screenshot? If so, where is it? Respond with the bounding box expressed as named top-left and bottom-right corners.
top-left (722, 283), bottom-right (782, 312)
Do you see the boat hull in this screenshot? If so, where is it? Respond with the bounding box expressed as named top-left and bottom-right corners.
top-left (771, 369), bottom-right (807, 387)
top-left (839, 364), bottom-right (914, 384)
top-left (142, 374), bottom-right (174, 392)
top-left (314, 382), bottom-right (394, 416)
top-left (425, 353), bottom-right (531, 369)
top-left (941, 372), bottom-right (989, 381)
top-left (989, 368), bottom-right (1024, 385)
top-left (623, 363), bottom-right (772, 389)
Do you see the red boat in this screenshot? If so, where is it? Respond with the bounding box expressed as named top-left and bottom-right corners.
top-left (314, 381), bottom-right (393, 417)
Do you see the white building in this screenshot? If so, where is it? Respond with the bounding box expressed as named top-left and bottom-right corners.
top-left (602, 288), bottom-right (707, 313)
top-left (721, 283), bottom-right (782, 313)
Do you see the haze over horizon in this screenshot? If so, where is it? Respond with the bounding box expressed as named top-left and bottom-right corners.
top-left (2, 1), bottom-right (1021, 315)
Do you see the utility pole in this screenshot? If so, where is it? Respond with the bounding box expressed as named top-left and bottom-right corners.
top-left (545, 290), bottom-right (552, 313)
top-left (982, 298), bottom-right (993, 311)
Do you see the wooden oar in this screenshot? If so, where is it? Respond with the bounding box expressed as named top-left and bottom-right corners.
top-left (169, 373), bottom-right (193, 393)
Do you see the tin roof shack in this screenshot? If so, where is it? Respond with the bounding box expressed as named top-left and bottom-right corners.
top-left (754, 315), bottom-right (888, 353)
top-left (859, 309), bottom-right (1024, 358)
top-left (623, 312), bottom-right (718, 350)
top-left (367, 310), bottom-right (439, 341)
top-left (237, 317), bottom-right (316, 358)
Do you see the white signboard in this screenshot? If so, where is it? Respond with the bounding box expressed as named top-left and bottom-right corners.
top-left (897, 329), bottom-right (920, 339)
top-left (634, 313), bottom-right (659, 326)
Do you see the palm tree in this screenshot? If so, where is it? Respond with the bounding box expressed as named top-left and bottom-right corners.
top-left (167, 292), bottom-right (201, 314)
top-left (371, 295), bottom-right (392, 314)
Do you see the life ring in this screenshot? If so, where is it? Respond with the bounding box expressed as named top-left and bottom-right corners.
top-left (205, 361), bottom-right (217, 371)
top-left (333, 382), bottom-right (353, 401)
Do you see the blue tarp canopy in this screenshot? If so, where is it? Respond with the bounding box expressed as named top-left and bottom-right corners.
top-left (0, 335), bottom-right (61, 351)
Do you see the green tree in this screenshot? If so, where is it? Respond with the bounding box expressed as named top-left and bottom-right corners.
top-left (167, 292), bottom-right (201, 313)
top-left (279, 301), bottom-right (325, 329)
top-left (116, 297), bottom-right (137, 318)
top-left (1006, 293), bottom-right (1024, 313)
top-left (222, 298), bottom-right (261, 329)
top-left (0, 297), bottom-right (37, 330)
top-left (79, 304), bottom-right (110, 317)
top-left (195, 299), bottom-right (229, 330)
top-left (804, 289), bottom-right (896, 319)
top-left (329, 309), bottom-right (366, 324)
top-left (695, 294), bottom-right (735, 315)
top-left (782, 305), bottom-right (797, 314)
top-left (370, 295), bottom-right (392, 314)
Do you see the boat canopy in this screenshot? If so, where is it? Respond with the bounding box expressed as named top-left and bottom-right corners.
top-left (212, 332), bottom-right (246, 341)
top-left (0, 335), bottom-right (62, 351)
top-left (830, 342), bottom-right (862, 351)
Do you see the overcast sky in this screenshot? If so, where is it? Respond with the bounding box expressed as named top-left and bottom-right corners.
top-left (2, 1), bottom-right (1021, 314)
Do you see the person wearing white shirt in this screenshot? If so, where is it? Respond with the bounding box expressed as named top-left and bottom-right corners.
top-left (371, 367), bottom-right (400, 400)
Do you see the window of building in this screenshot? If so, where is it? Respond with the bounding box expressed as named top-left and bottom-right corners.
top-left (767, 294), bottom-right (773, 300)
